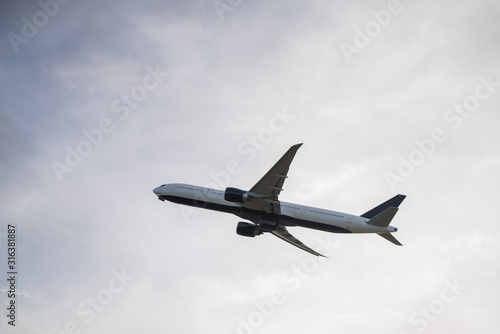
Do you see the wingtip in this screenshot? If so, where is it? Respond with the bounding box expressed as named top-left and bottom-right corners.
top-left (311, 247), bottom-right (327, 257)
top-left (312, 250), bottom-right (327, 257)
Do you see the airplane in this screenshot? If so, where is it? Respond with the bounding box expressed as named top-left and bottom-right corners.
top-left (153, 143), bottom-right (406, 257)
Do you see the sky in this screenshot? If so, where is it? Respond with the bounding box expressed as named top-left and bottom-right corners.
top-left (1, 0), bottom-right (499, 333)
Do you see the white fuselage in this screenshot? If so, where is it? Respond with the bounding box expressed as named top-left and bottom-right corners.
top-left (153, 183), bottom-right (397, 235)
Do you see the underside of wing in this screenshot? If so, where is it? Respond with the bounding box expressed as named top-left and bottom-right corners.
top-left (271, 226), bottom-right (326, 257)
top-left (245, 143), bottom-right (303, 214)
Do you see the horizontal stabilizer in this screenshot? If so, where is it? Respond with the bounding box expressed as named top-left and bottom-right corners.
top-left (367, 207), bottom-right (398, 227)
top-left (378, 233), bottom-right (403, 246)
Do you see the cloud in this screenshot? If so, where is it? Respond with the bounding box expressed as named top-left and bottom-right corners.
top-left (1, 0), bottom-right (499, 333)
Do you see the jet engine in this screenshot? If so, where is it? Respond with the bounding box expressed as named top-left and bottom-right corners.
top-left (224, 187), bottom-right (250, 203)
top-left (236, 222), bottom-right (262, 237)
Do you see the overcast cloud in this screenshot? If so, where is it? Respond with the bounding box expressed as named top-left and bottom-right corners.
top-left (1, 0), bottom-right (499, 333)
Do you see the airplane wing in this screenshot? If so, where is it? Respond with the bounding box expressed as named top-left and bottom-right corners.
top-left (243, 144), bottom-right (322, 256)
top-left (271, 227), bottom-right (326, 257)
top-left (244, 143), bottom-right (303, 214)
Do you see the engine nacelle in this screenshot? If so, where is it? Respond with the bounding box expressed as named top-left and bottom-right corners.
top-left (236, 222), bottom-right (262, 237)
top-left (224, 187), bottom-right (249, 203)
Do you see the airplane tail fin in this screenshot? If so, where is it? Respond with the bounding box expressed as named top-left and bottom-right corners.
top-left (361, 194), bottom-right (406, 219)
top-left (362, 194), bottom-right (406, 246)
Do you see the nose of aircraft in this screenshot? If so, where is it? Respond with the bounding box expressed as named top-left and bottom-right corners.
top-left (153, 184), bottom-right (165, 195)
